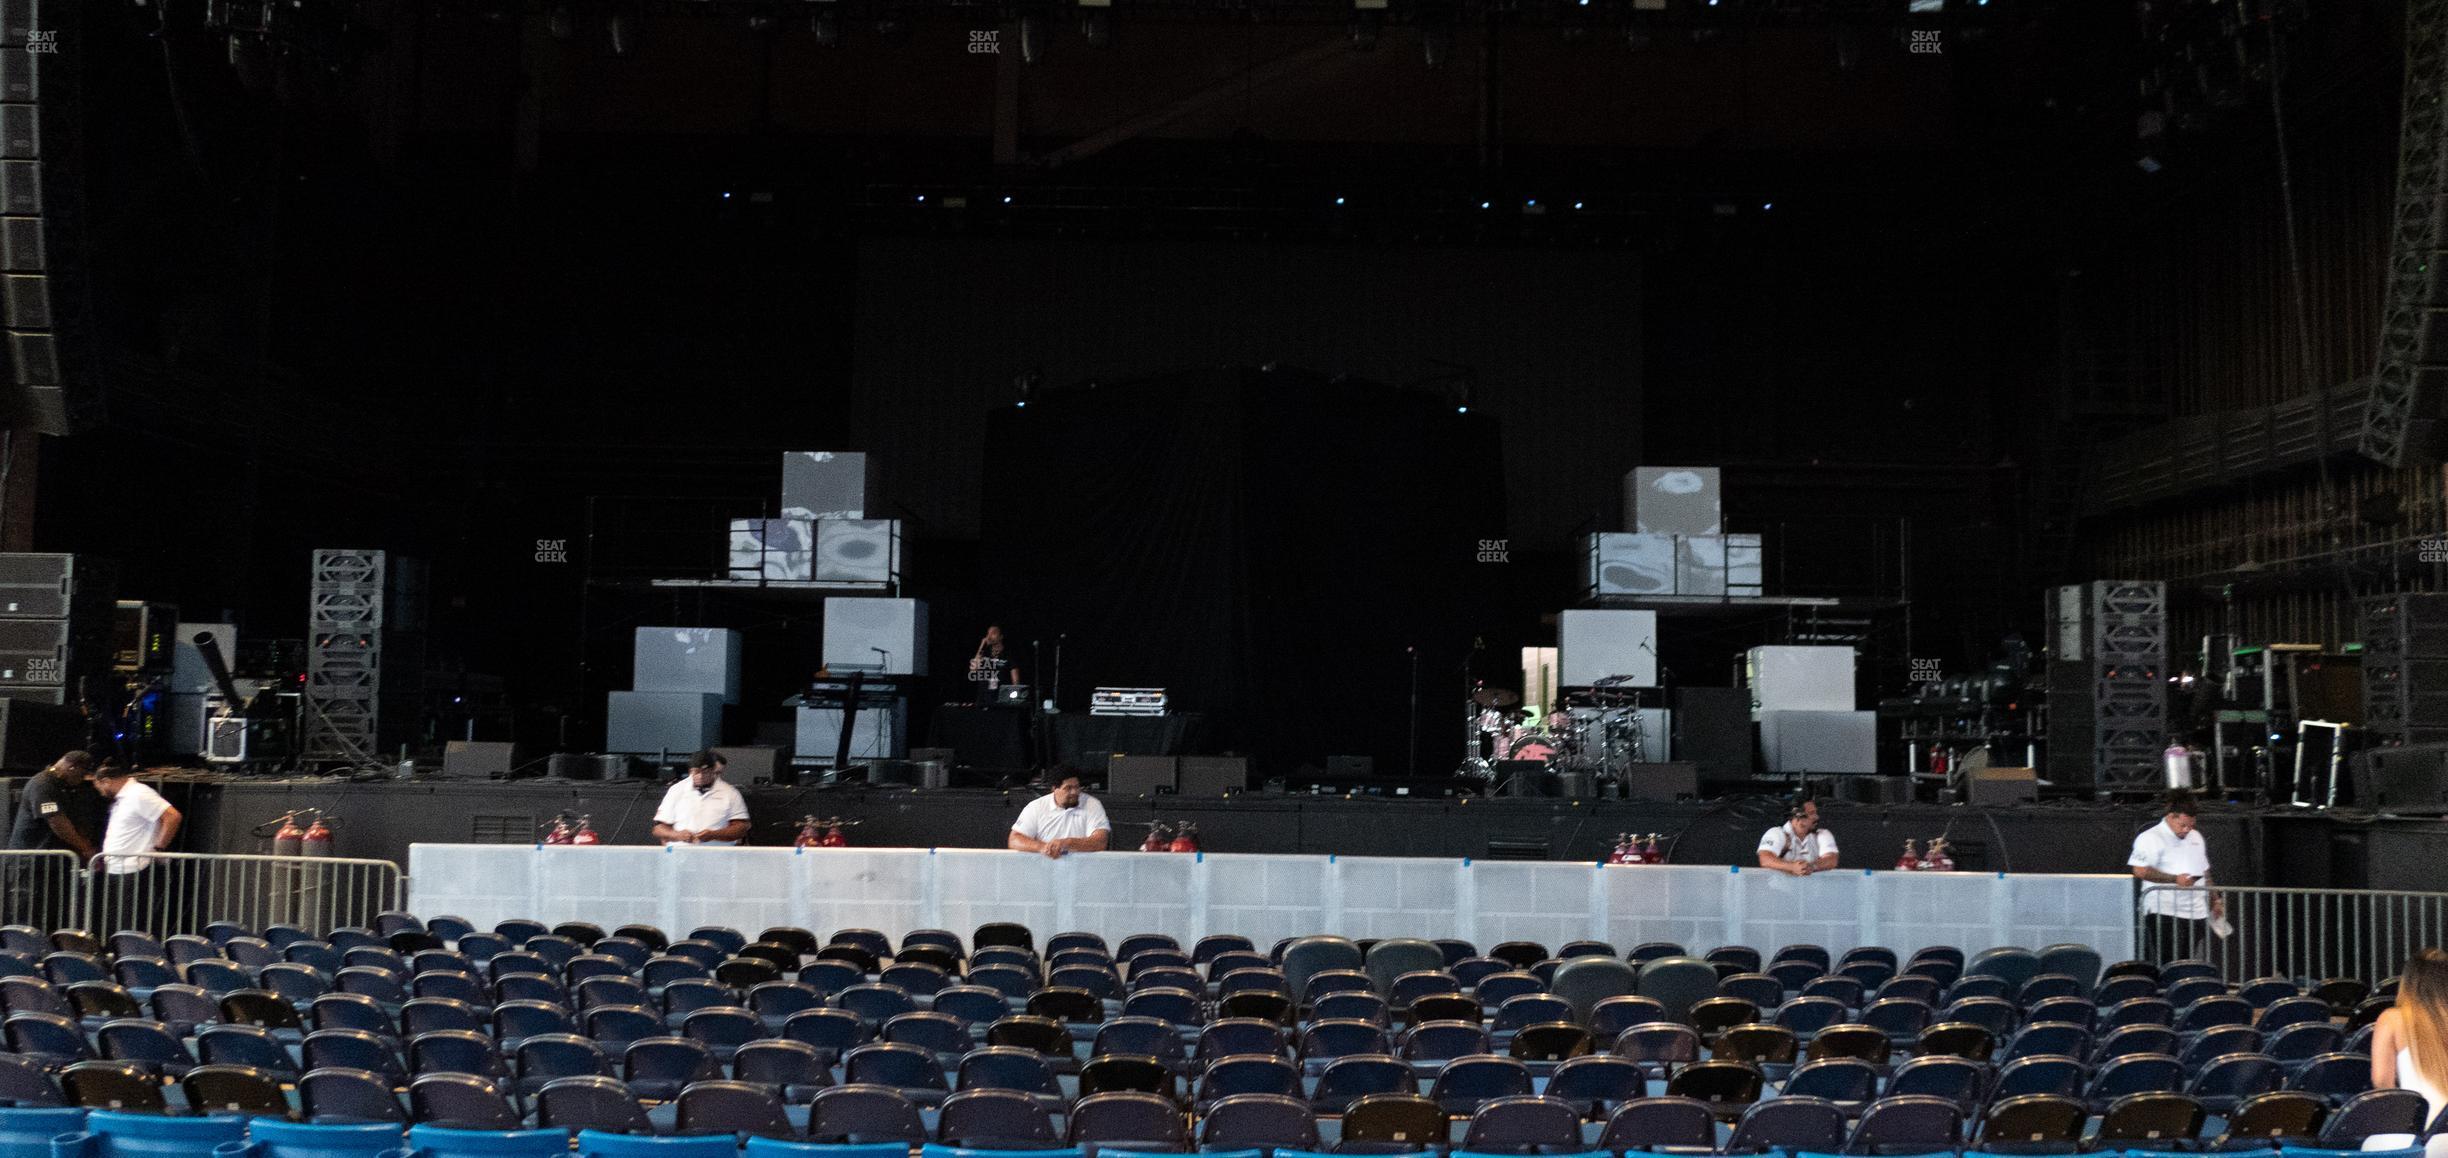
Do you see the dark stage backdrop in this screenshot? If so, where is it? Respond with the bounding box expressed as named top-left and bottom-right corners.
top-left (850, 237), bottom-right (1641, 547)
top-left (982, 367), bottom-right (1506, 776)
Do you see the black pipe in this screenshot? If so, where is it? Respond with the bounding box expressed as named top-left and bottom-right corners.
top-left (192, 632), bottom-right (247, 710)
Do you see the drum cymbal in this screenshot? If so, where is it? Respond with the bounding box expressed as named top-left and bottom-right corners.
top-left (1471, 688), bottom-right (1521, 708)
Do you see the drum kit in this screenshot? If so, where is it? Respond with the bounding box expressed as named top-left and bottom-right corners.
top-left (1456, 677), bottom-right (1656, 793)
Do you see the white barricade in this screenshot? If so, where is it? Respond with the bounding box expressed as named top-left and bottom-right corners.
top-left (409, 844), bottom-right (2137, 957)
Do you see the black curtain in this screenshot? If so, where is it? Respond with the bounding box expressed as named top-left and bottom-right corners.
top-left (982, 365), bottom-right (1506, 777)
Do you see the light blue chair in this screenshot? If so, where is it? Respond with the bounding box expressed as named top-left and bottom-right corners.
top-left (49, 1110), bottom-right (249, 1158)
top-left (0, 1107), bottom-right (81, 1158)
top-left (2276, 1149), bottom-right (2424, 1158)
top-left (213, 1120), bottom-right (405, 1158)
top-left (392, 1126), bottom-right (570, 1158)
top-left (572, 1131), bottom-right (741, 1158)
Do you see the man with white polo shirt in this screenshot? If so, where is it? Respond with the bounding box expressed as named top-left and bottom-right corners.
top-left (2130, 791), bottom-right (2222, 961)
top-left (652, 751), bottom-right (751, 846)
top-left (1008, 773), bottom-right (1109, 858)
top-left (1757, 798), bottom-right (1839, 876)
top-left (92, 761), bottom-right (183, 934)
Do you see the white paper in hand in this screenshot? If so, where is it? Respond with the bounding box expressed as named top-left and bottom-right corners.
top-left (2208, 914), bottom-right (2234, 939)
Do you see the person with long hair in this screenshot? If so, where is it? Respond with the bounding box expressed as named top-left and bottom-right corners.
top-left (2372, 947), bottom-right (2448, 1154)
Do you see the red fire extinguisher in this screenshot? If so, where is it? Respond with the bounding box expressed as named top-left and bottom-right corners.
top-left (301, 813), bottom-right (335, 858)
top-left (795, 816), bottom-right (823, 849)
top-left (272, 813), bottom-right (306, 858)
top-left (1641, 833), bottom-right (1663, 864)
top-left (1896, 839), bottom-right (1921, 872)
top-left (819, 818), bottom-right (851, 848)
top-left (1141, 822), bottom-right (1170, 853)
top-left (571, 815), bottom-right (600, 846)
top-left (1168, 823), bottom-right (1200, 854)
top-left (541, 814), bottom-right (574, 846)
top-left (1924, 837), bottom-right (1955, 873)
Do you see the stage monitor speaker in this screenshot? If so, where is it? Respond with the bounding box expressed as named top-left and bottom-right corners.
top-left (1838, 774), bottom-right (1912, 804)
top-left (1178, 756), bottom-right (1247, 796)
top-left (440, 741), bottom-right (519, 780)
top-left (864, 759), bottom-right (919, 787)
top-left (2359, 743), bottom-right (2448, 815)
top-left (1108, 755), bottom-right (1177, 798)
top-left (1622, 761), bottom-right (1701, 801)
top-left (712, 745), bottom-right (785, 785)
top-left (546, 752), bottom-right (601, 780)
top-left (1968, 765), bottom-right (2038, 807)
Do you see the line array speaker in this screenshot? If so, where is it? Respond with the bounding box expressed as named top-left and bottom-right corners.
top-left (0, 0), bottom-right (91, 434)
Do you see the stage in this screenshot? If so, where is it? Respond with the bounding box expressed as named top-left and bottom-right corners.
top-left (121, 774), bottom-right (2448, 891)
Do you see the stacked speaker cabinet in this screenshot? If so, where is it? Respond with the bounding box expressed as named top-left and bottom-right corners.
top-left (0, 0), bottom-right (93, 434)
top-left (2046, 580), bottom-right (2167, 792)
top-left (2362, 593), bottom-right (2448, 743)
top-left (301, 549), bottom-right (426, 764)
top-left (0, 552), bottom-right (111, 706)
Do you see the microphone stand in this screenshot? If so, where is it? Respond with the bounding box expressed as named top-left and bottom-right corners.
top-left (1030, 639), bottom-right (1045, 774)
top-left (1053, 634), bottom-right (1065, 713)
top-left (1408, 646), bottom-right (1420, 778)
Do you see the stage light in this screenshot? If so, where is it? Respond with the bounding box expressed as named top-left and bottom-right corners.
top-left (1527, 199), bottom-right (1538, 207)
top-left (1003, 195), bottom-right (1014, 204)
top-left (1573, 201), bottom-right (1585, 209)
top-left (916, 194), bottom-right (927, 203)
top-left (722, 191), bottom-right (733, 200)
top-left (1762, 201), bottom-right (1772, 211)
top-left (1335, 197), bottom-right (1346, 205)
top-left (1479, 200), bottom-right (1491, 209)
top-left (1457, 405), bottom-right (1469, 414)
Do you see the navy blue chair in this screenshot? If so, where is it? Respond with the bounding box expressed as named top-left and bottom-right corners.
top-left (1726, 1094), bottom-right (1847, 1155)
top-left (1310, 1054), bottom-right (1410, 1114)
top-left (673, 1079), bottom-right (797, 1141)
top-left (1599, 1095), bottom-right (1718, 1152)
top-left (622, 1036), bottom-right (719, 1102)
top-left (299, 1066), bottom-right (408, 1123)
top-left (1460, 1094), bottom-right (1586, 1155)
top-left (937, 1087), bottom-right (1063, 1149)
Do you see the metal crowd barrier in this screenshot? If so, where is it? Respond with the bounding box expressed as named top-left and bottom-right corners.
top-left (2139, 883), bottom-right (2448, 982)
top-left (0, 850), bottom-right (406, 939)
top-left (0, 849), bottom-right (84, 934)
top-left (81, 851), bottom-right (407, 940)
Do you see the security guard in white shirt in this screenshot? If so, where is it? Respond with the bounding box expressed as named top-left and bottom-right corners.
top-left (1008, 774), bottom-right (1110, 859)
top-left (652, 752), bottom-right (751, 846)
top-left (2129, 791), bottom-right (2222, 961)
top-left (1757, 798), bottom-right (1839, 877)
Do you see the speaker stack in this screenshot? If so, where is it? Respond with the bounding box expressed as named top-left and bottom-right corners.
top-left (2362, 593), bottom-right (2448, 745)
top-left (0, 0), bottom-right (92, 434)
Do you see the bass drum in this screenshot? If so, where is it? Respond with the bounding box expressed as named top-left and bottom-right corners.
top-left (1505, 732), bottom-right (1558, 762)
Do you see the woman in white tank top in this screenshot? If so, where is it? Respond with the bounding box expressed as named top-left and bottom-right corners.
top-left (2371, 948), bottom-right (2448, 1156)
